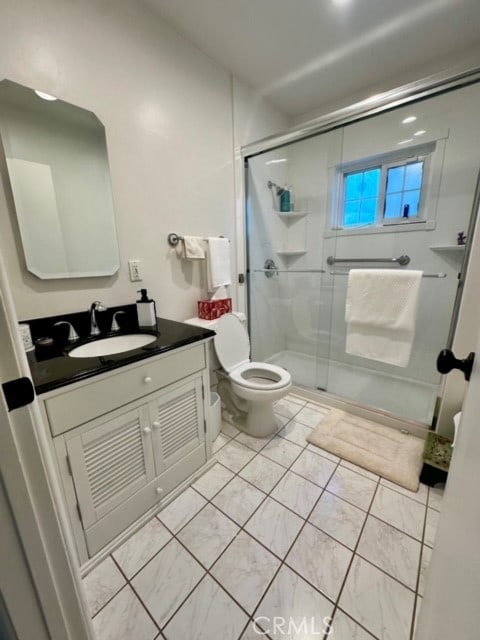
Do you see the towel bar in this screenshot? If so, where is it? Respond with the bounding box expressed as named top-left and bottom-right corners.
top-left (330, 271), bottom-right (447, 278)
top-left (326, 255), bottom-right (410, 266)
top-left (167, 233), bottom-right (229, 248)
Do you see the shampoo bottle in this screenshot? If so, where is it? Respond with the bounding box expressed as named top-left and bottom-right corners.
top-left (280, 186), bottom-right (291, 212)
top-left (136, 289), bottom-right (157, 326)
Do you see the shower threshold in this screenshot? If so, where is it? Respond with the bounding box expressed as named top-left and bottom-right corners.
top-left (267, 350), bottom-right (438, 426)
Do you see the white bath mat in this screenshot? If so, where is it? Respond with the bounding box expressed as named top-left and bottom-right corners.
top-left (307, 409), bottom-right (424, 492)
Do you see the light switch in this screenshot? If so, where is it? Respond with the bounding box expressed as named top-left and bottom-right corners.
top-left (128, 259), bottom-right (142, 281)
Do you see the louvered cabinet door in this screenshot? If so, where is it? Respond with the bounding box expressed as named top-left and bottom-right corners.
top-left (150, 374), bottom-right (205, 473)
top-left (65, 405), bottom-right (155, 529)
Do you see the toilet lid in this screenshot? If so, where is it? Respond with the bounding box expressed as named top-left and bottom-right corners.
top-left (214, 313), bottom-right (250, 373)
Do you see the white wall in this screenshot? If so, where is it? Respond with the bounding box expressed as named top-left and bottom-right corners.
top-left (0, 0), bottom-right (287, 322)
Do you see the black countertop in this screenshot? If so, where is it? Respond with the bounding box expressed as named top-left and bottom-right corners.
top-left (25, 306), bottom-right (214, 395)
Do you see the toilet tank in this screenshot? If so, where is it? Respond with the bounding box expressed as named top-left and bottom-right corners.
top-left (184, 312), bottom-right (246, 374)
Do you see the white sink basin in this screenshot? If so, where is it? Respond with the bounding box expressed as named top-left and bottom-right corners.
top-left (68, 334), bottom-right (157, 358)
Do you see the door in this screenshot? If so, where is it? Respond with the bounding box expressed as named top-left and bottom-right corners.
top-left (150, 374), bottom-right (205, 472)
top-left (65, 404), bottom-right (156, 529)
top-left (416, 336), bottom-right (480, 638)
top-left (0, 250), bottom-right (93, 638)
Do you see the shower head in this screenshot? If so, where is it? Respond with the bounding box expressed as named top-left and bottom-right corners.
top-left (267, 180), bottom-right (285, 196)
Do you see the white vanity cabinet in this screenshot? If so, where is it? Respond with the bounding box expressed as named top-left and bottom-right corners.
top-left (41, 342), bottom-right (210, 563)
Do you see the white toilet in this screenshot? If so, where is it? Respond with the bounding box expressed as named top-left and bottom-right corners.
top-left (213, 313), bottom-right (291, 438)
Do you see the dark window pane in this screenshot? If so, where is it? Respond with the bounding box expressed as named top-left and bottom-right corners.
top-left (343, 200), bottom-right (360, 226)
top-left (345, 172), bottom-right (363, 200)
top-left (384, 193), bottom-right (402, 218)
top-left (402, 190), bottom-right (421, 216)
top-left (405, 162), bottom-right (424, 191)
top-left (359, 198), bottom-right (378, 225)
top-left (386, 166), bottom-right (404, 193)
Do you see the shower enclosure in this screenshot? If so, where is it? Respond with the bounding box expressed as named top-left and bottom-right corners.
top-left (245, 76), bottom-right (480, 426)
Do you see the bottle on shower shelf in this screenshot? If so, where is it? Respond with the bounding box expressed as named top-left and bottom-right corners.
top-left (280, 185), bottom-right (294, 212)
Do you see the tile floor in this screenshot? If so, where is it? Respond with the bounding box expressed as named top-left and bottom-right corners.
top-left (83, 393), bottom-right (443, 640)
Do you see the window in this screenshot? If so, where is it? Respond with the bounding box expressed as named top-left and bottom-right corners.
top-left (337, 145), bottom-right (433, 230)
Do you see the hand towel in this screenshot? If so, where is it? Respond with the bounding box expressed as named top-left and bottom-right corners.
top-left (345, 269), bottom-right (423, 367)
top-left (206, 237), bottom-right (231, 291)
top-left (175, 236), bottom-right (205, 259)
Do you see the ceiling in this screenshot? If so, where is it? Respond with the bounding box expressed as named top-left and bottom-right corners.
top-left (145, 0), bottom-right (480, 117)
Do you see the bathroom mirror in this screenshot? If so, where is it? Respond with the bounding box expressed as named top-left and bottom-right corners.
top-left (0, 80), bottom-right (120, 279)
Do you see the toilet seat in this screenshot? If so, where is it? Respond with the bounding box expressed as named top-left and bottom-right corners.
top-left (230, 362), bottom-right (291, 391)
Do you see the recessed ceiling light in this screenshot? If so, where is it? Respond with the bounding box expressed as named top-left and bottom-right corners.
top-left (34, 90), bottom-right (57, 101)
top-left (266, 158), bottom-right (287, 165)
top-left (398, 139), bottom-right (413, 145)
top-left (414, 130), bottom-right (426, 136)
top-left (402, 116), bottom-right (417, 124)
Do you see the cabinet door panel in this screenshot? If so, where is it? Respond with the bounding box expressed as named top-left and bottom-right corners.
top-left (150, 375), bottom-right (205, 473)
top-left (65, 405), bottom-right (155, 528)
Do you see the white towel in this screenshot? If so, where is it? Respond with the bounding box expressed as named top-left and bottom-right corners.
top-left (206, 237), bottom-right (231, 291)
top-left (345, 269), bottom-right (423, 367)
top-left (175, 236), bottom-right (205, 259)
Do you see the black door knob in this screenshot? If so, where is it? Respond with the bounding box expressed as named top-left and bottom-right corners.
top-left (436, 349), bottom-right (475, 381)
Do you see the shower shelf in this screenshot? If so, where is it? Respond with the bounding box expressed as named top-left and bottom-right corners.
top-left (274, 211), bottom-right (308, 219)
top-left (430, 244), bottom-right (465, 251)
top-left (276, 250), bottom-right (307, 257)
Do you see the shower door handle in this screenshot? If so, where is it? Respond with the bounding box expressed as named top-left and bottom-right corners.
top-left (436, 349), bottom-right (475, 381)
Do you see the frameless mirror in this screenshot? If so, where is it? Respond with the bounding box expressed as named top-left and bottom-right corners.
top-left (0, 80), bottom-right (120, 279)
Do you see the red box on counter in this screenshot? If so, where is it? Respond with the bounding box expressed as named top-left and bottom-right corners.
top-left (197, 298), bottom-right (232, 320)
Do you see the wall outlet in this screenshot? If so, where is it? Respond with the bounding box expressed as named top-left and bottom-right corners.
top-left (128, 259), bottom-right (142, 282)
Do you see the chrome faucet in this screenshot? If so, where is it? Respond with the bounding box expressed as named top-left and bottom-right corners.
top-left (53, 321), bottom-right (79, 343)
top-left (111, 310), bottom-right (126, 332)
top-left (90, 301), bottom-right (107, 336)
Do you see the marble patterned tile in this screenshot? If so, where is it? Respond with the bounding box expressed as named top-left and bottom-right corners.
top-left (211, 432), bottom-right (230, 454)
top-left (330, 610), bottom-right (376, 639)
top-left (261, 436), bottom-right (303, 468)
top-left (286, 523), bottom-right (352, 601)
top-left (235, 430), bottom-right (273, 452)
top-left (113, 517), bottom-right (172, 579)
top-left (339, 556), bottom-right (415, 640)
top-left (177, 503), bottom-right (239, 568)
top-left (277, 420), bottom-right (313, 447)
top-left (245, 497), bottom-right (303, 559)
top-left (270, 470), bottom-right (322, 518)
top-left (163, 575), bottom-right (248, 640)
top-left (424, 507), bottom-right (440, 548)
top-left (192, 463), bottom-right (234, 499)
top-left (212, 475), bottom-right (265, 525)
top-left (211, 531), bottom-right (280, 613)
top-left (82, 556), bottom-right (126, 616)
top-left (284, 393), bottom-right (309, 405)
top-left (428, 484), bottom-right (445, 511)
top-left (308, 491), bottom-right (366, 550)
top-left (239, 625), bottom-right (272, 640)
top-left (357, 516), bottom-right (421, 590)
top-left (294, 405), bottom-right (329, 428)
top-left (239, 454), bottom-right (287, 493)
top-left (380, 477), bottom-right (429, 505)
top-left (340, 460), bottom-right (379, 482)
top-left (157, 487), bottom-right (207, 534)
top-left (305, 443), bottom-right (340, 463)
top-left (214, 439), bottom-right (256, 472)
top-left (132, 538), bottom-right (204, 628)
top-left (91, 585), bottom-right (157, 640)
top-left (418, 545), bottom-right (432, 596)
top-left (255, 565), bottom-right (334, 640)
top-left (414, 596), bottom-right (423, 638)
top-left (326, 466), bottom-right (377, 511)
top-left (370, 485), bottom-right (426, 540)
top-left (290, 449), bottom-right (337, 487)
top-left (221, 421), bottom-right (241, 438)
top-left (274, 397), bottom-right (305, 420)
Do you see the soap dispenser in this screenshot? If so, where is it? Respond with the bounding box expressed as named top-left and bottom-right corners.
top-left (136, 289), bottom-right (157, 326)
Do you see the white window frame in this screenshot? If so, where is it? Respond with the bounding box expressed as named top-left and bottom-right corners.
top-left (328, 140), bottom-right (444, 237)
